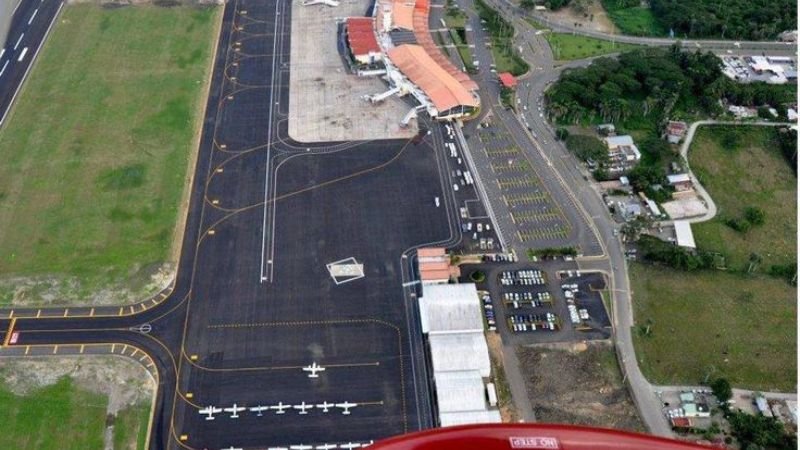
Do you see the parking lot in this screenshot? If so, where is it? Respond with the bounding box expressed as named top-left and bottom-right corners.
top-left (476, 123), bottom-right (574, 248)
top-left (463, 263), bottom-right (611, 345)
top-left (439, 123), bottom-right (501, 254)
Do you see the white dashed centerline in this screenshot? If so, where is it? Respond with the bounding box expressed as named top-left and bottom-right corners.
top-left (13, 33), bottom-right (24, 50)
top-left (0, 61), bottom-right (9, 78)
top-left (17, 47), bottom-right (29, 62)
top-left (28, 8), bottom-right (39, 25)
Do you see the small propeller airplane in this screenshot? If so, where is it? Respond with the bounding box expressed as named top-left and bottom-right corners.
top-left (290, 445), bottom-right (313, 450)
top-left (224, 403), bottom-right (246, 419)
top-left (302, 362), bottom-right (326, 378)
top-left (339, 443), bottom-right (361, 450)
top-left (271, 402), bottom-right (291, 414)
top-left (198, 405), bottom-right (222, 420)
top-left (335, 401), bottom-right (357, 415)
top-left (221, 447), bottom-right (243, 450)
top-left (294, 402), bottom-right (313, 414)
top-left (316, 401), bottom-right (335, 412)
top-left (249, 405), bottom-right (270, 416)
top-left (316, 444), bottom-right (338, 450)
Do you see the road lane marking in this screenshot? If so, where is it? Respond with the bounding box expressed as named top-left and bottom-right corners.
top-left (28, 8), bottom-right (39, 25)
top-left (0, 60), bottom-right (8, 77)
top-left (0, 48), bottom-right (5, 59)
top-left (17, 47), bottom-right (28, 62)
top-left (13, 33), bottom-right (24, 50)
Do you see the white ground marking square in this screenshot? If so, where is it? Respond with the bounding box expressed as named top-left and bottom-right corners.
top-left (326, 257), bottom-right (365, 285)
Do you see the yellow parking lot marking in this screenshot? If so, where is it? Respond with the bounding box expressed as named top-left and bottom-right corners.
top-left (8, 310), bottom-right (13, 319)
top-left (80, 345), bottom-right (85, 354)
top-left (129, 306), bottom-right (135, 314)
top-left (131, 348), bottom-right (139, 358)
top-left (36, 309), bottom-right (41, 318)
top-left (139, 355), bottom-right (148, 362)
top-left (52, 345), bottom-right (58, 354)
top-left (111, 344), bottom-right (116, 353)
top-left (118, 307), bottom-right (124, 316)
top-left (24, 345), bottom-right (30, 355)
top-left (63, 309), bottom-right (69, 317)
top-left (122, 344), bottom-right (128, 355)
top-left (186, 392), bottom-right (194, 399)
top-left (140, 303), bottom-right (147, 311)
top-left (179, 434), bottom-right (188, 442)
top-left (89, 308), bottom-right (95, 317)
top-left (208, 230), bottom-right (216, 235)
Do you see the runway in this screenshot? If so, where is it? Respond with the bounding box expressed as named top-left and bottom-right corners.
top-left (0, 0), bottom-right (462, 448)
top-left (0, 0), bottom-right (64, 127)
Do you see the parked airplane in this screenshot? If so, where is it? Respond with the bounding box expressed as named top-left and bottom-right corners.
top-left (222, 447), bottom-right (243, 450)
top-left (316, 401), bottom-right (335, 412)
top-left (199, 405), bottom-right (222, 420)
top-left (271, 402), bottom-right (291, 414)
top-left (268, 447), bottom-right (289, 450)
top-left (316, 444), bottom-right (338, 450)
top-left (335, 401), bottom-right (358, 415)
top-left (290, 445), bottom-right (313, 450)
top-left (302, 362), bottom-right (326, 378)
top-left (301, 0), bottom-right (340, 6)
top-left (224, 403), bottom-right (246, 419)
top-left (340, 443), bottom-right (361, 450)
top-left (249, 405), bottom-right (270, 416)
top-left (294, 402), bottom-right (313, 414)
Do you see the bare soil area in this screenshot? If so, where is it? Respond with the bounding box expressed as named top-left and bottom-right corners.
top-left (517, 342), bottom-right (643, 431)
top-left (538, 0), bottom-right (617, 34)
top-left (0, 356), bottom-right (155, 415)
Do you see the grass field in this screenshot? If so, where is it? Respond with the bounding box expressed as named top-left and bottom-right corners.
top-left (545, 33), bottom-right (641, 60)
top-left (631, 264), bottom-right (796, 391)
top-left (0, 377), bottom-right (149, 450)
top-left (0, 5), bottom-right (220, 305)
top-left (600, 0), bottom-right (665, 36)
top-left (690, 126), bottom-right (796, 271)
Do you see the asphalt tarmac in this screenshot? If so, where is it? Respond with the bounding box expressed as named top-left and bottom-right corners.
top-left (0, 0), bottom-right (64, 127)
top-left (0, 0), bottom-right (460, 448)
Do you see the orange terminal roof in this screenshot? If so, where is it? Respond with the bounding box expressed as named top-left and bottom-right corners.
top-left (391, 0), bottom-right (415, 30)
top-left (387, 44), bottom-right (479, 113)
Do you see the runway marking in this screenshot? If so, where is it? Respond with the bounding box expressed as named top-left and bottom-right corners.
top-left (28, 8), bottom-right (38, 25)
top-left (0, 61), bottom-right (8, 77)
top-left (13, 33), bottom-right (24, 50)
top-left (184, 352), bottom-right (380, 372)
top-left (16, 46), bottom-right (27, 62)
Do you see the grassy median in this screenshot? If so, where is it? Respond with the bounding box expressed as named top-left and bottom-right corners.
top-left (0, 4), bottom-right (220, 305)
top-left (545, 33), bottom-right (641, 60)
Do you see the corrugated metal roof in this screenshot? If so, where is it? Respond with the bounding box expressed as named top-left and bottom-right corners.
top-left (434, 370), bottom-right (486, 413)
top-left (605, 135), bottom-right (634, 148)
top-left (429, 332), bottom-right (491, 377)
top-left (439, 409), bottom-right (502, 427)
top-left (674, 220), bottom-right (696, 249)
top-left (418, 284), bottom-right (482, 333)
top-left (387, 45), bottom-right (479, 113)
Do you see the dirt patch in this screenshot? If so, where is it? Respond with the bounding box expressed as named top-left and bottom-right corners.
top-left (486, 332), bottom-right (519, 422)
top-left (0, 356), bottom-right (155, 415)
top-left (539, 0), bottom-right (617, 34)
top-left (516, 341), bottom-right (643, 431)
top-left (0, 262), bottom-right (175, 307)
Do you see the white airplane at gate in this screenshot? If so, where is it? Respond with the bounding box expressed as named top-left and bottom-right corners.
top-left (335, 401), bottom-right (358, 415)
top-left (316, 444), bottom-right (338, 450)
top-left (224, 403), bottom-right (246, 418)
top-left (199, 405), bottom-right (222, 420)
top-left (316, 401), bottom-right (335, 412)
top-left (301, 0), bottom-right (340, 6)
top-left (303, 362), bottom-right (326, 378)
top-left (294, 401), bottom-right (313, 414)
top-left (271, 402), bottom-right (291, 414)
top-left (249, 405), bottom-right (270, 416)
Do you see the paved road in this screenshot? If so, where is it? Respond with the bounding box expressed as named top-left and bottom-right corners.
top-left (0, 0), bottom-right (64, 127)
top-left (487, 0), bottom-right (798, 57)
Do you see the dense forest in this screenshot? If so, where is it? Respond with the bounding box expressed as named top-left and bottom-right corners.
top-left (545, 46), bottom-right (795, 127)
top-left (649, 0), bottom-right (796, 40)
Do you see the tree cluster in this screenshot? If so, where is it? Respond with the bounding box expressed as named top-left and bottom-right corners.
top-left (650, 0), bottom-right (796, 40)
top-left (727, 410), bottom-right (797, 450)
top-left (636, 235), bottom-right (714, 271)
top-left (546, 46), bottom-right (795, 127)
top-left (564, 135), bottom-right (608, 165)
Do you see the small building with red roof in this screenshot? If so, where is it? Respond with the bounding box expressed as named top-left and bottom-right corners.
top-left (345, 17), bottom-right (382, 65)
top-left (498, 72), bottom-right (517, 89)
